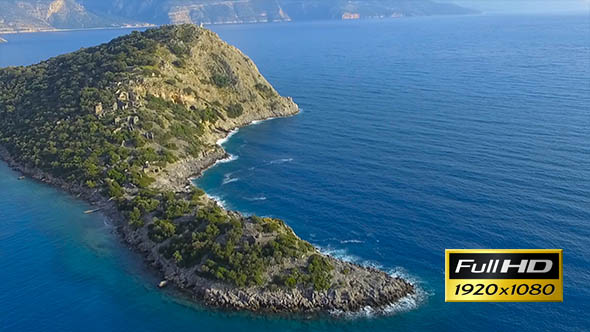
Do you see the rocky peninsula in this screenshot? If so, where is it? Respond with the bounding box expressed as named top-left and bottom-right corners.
top-left (0, 24), bottom-right (414, 314)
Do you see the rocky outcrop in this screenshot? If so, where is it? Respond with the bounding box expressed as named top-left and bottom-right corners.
top-left (168, 1), bottom-right (291, 25)
top-left (129, 105), bottom-right (415, 314)
top-left (201, 261), bottom-right (413, 312)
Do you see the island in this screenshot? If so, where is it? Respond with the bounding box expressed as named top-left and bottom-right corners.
top-left (0, 24), bottom-right (414, 313)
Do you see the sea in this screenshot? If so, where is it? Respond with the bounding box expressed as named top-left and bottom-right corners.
top-left (0, 14), bottom-right (588, 332)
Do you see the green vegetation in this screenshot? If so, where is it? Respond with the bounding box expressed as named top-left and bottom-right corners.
top-left (211, 73), bottom-right (231, 88)
top-left (153, 202), bottom-right (314, 287)
top-left (0, 24), bottom-right (328, 292)
top-left (307, 254), bottom-right (334, 290)
top-left (275, 254), bottom-right (334, 291)
top-left (0, 26), bottom-right (204, 189)
top-left (226, 103), bottom-right (243, 118)
top-left (149, 218), bottom-right (176, 242)
top-left (255, 83), bottom-right (275, 98)
top-left (274, 254), bottom-right (334, 291)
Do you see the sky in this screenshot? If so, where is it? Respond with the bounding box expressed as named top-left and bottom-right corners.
top-left (450, 0), bottom-right (590, 14)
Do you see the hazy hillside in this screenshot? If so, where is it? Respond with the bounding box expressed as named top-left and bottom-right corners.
top-left (281, 0), bottom-right (477, 21)
top-left (0, 0), bottom-right (148, 33)
top-left (0, 0), bottom-right (476, 33)
top-left (83, 0), bottom-right (476, 24)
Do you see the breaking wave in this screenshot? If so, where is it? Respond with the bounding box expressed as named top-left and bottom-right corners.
top-left (207, 194), bottom-right (227, 209)
top-left (215, 118), bottom-right (276, 147)
top-left (244, 196), bottom-right (267, 201)
top-left (317, 245), bottom-right (430, 318)
top-left (330, 290), bottom-right (424, 319)
top-left (250, 117), bottom-right (276, 125)
top-left (318, 246), bottom-right (383, 269)
top-left (269, 158), bottom-right (293, 165)
top-left (215, 154), bottom-right (238, 165)
top-left (222, 173), bottom-right (239, 185)
top-left (340, 239), bottom-right (364, 244)
top-left (216, 129), bottom-right (239, 146)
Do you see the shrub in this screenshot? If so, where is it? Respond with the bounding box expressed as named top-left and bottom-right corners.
top-left (164, 197), bottom-right (191, 219)
top-left (226, 103), bottom-right (243, 118)
top-left (307, 254), bottom-right (334, 291)
top-left (173, 250), bottom-right (183, 263)
top-left (129, 207), bottom-right (144, 228)
top-left (107, 180), bottom-right (124, 198)
top-left (149, 218), bottom-right (176, 242)
top-left (211, 74), bottom-right (230, 87)
top-left (132, 195), bottom-right (159, 212)
top-left (255, 83), bottom-right (274, 97)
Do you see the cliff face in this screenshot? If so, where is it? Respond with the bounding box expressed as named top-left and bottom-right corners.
top-left (167, 1), bottom-right (292, 25)
top-left (0, 25), bottom-right (414, 313)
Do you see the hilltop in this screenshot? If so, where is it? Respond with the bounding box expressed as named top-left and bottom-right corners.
top-left (0, 24), bottom-right (414, 313)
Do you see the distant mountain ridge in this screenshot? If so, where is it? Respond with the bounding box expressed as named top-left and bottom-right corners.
top-left (78, 0), bottom-right (478, 24)
top-left (0, 0), bottom-right (150, 33)
top-left (0, 0), bottom-right (476, 33)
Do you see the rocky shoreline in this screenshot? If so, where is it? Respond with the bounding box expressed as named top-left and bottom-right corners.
top-left (0, 110), bottom-right (416, 315)
top-left (130, 109), bottom-right (415, 314)
top-left (0, 25), bottom-right (415, 315)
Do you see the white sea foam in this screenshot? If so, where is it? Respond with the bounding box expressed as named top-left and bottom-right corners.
top-left (340, 239), bottom-right (364, 244)
top-left (250, 116), bottom-right (277, 125)
top-left (336, 289), bottom-right (424, 319)
top-left (216, 128), bottom-right (239, 146)
top-left (222, 173), bottom-right (239, 185)
top-left (329, 287), bottom-right (424, 319)
top-left (269, 158), bottom-right (293, 165)
top-left (318, 245), bottom-right (429, 318)
top-left (207, 194), bottom-right (227, 209)
top-left (215, 117), bottom-right (276, 146)
top-left (317, 246), bottom-right (374, 267)
top-left (245, 196), bottom-right (267, 201)
top-left (215, 154), bottom-right (238, 165)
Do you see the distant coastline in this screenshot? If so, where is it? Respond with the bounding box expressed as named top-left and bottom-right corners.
top-left (0, 23), bottom-right (156, 35)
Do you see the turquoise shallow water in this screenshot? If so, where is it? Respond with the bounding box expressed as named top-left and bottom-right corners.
top-left (1, 14), bottom-right (589, 331)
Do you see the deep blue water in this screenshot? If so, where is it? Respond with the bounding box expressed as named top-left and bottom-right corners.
top-left (1, 14), bottom-right (589, 332)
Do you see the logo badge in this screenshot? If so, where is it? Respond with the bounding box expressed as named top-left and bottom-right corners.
top-left (445, 249), bottom-right (563, 302)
